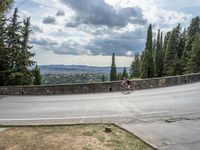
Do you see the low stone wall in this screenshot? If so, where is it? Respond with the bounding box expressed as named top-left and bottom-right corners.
top-left (0, 73), bottom-right (200, 95)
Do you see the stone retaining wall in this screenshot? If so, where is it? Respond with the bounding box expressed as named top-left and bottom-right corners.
top-left (0, 73), bottom-right (200, 95)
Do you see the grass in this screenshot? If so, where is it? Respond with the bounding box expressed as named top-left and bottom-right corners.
top-left (0, 124), bottom-right (154, 150)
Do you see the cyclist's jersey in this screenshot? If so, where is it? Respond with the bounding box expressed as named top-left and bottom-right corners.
top-left (127, 80), bottom-right (130, 84)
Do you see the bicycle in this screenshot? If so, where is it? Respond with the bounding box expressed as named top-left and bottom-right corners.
top-left (121, 81), bottom-right (135, 93)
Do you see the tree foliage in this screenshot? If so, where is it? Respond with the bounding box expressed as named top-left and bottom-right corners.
top-left (140, 24), bottom-right (154, 78)
top-left (0, 8), bottom-right (41, 86)
top-left (130, 16), bottom-right (200, 79)
top-left (0, 0), bottom-right (13, 17)
top-left (130, 52), bottom-right (140, 78)
top-left (122, 67), bottom-right (129, 79)
top-left (110, 53), bottom-right (117, 81)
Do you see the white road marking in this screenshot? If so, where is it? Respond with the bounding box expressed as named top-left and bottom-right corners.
top-left (0, 113), bottom-right (134, 121)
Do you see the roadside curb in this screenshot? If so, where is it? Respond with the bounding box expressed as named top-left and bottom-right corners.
top-left (114, 123), bottom-right (159, 150)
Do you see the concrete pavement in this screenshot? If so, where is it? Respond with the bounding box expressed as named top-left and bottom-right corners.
top-left (0, 82), bottom-right (200, 149)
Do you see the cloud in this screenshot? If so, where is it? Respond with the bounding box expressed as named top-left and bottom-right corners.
top-left (86, 30), bottom-right (146, 56)
top-left (56, 9), bottom-right (65, 16)
top-left (31, 25), bottom-right (43, 33)
top-left (30, 37), bottom-right (49, 46)
top-left (30, 37), bottom-right (58, 48)
top-left (32, 28), bottom-right (146, 57)
top-left (62, 0), bottom-right (146, 28)
top-left (42, 16), bottom-right (56, 24)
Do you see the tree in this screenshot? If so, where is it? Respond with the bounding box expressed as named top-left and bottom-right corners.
top-left (152, 38), bottom-right (156, 61)
top-left (122, 67), bottom-right (129, 79)
top-left (154, 29), bottom-right (163, 77)
top-left (140, 24), bottom-right (154, 78)
top-left (0, 8), bottom-right (37, 86)
top-left (0, 0), bottom-right (13, 17)
top-left (184, 17), bottom-right (200, 73)
top-left (110, 53), bottom-right (117, 81)
top-left (130, 52), bottom-right (140, 78)
top-left (0, 14), bottom-right (9, 85)
top-left (164, 24), bottom-right (181, 76)
top-left (17, 17), bottom-right (35, 70)
top-left (117, 72), bottom-right (122, 80)
top-left (190, 33), bottom-right (200, 73)
top-left (163, 32), bottom-right (171, 59)
top-left (176, 28), bottom-right (187, 75)
top-left (146, 24), bottom-right (153, 51)
top-left (101, 74), bottom-right (106, 82)
top-left (33, 64), bottom-right (42, 85)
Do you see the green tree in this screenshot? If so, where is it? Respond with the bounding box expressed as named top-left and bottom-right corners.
top-left (122, 67), bottom-right (129, 78)
top-left (163, 32), bottom-right (171, 59)
top-left (140, 24), bottom-right (154, 78)
top-left (0, 14), bottom-right (9, 85)
top-left (0, 0), bottom-right (13, 17)
top-left (190, 33), bottom-right (200, 73)
top-left (176, 28), bottom-right (187, 75)
top-left (117, 72), bottom-right (122, 80)
top-left (154, 29), bottom-right (163, 77)
top-left (33, 64), bottom-right (42, 85)
top-left (5, 8), bottom-right (22, 85)
top-left (0, 8), bottom-right (36, 86)
top-left (130, 52), bottom-right (140, 78)
top-left (184, 17), bottom-right (200, 73)
top-left (164, 24), bottom-right (181, 76)
top-left (101, 74), bottom-right (106, 82)
top-left (152, 38), bottom-right (156, 61)
top-left (110, 53), bottom-right (117, 81)
top-left (18, 17), bottom-right (35, 70)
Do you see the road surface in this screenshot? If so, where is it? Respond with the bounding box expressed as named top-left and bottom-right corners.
top-left (0, 82), bottom-right (200, 149)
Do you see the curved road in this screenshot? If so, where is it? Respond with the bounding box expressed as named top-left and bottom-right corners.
top-left (0, 82), bottom-right (200, 149)
top-left (0, 82), bottom-right (200, 124)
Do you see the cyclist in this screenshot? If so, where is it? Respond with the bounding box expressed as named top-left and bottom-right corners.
top-left (121, 78), bottom-right (131, 90)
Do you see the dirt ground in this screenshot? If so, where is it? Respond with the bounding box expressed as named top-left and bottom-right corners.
top-left (0, 124), bottom-right (154, 150)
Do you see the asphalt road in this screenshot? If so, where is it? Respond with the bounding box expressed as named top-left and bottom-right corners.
top-left (0, 82), bottom-right (200, 149)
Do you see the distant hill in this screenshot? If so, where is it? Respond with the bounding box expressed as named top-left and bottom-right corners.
top-left (39, 65), bottom-right (126, 74)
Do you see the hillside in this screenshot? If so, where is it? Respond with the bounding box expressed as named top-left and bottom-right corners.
top-left (39, 65), bottom-right (126, 74)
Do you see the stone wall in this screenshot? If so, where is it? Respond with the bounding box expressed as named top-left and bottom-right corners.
top-left (0, 73), bottom-right (200, 95)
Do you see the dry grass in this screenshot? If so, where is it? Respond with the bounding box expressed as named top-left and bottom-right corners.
top-left (0, 124), bottom-right (154, 150)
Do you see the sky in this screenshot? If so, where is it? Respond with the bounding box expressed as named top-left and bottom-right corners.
top-left (11, 0), bottom-right (200, 66)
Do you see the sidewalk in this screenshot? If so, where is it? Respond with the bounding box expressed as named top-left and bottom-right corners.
top-left (120, 119), bottom-right (200, 150)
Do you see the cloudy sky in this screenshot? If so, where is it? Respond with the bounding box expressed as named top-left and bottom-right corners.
top-left (12, 0), bottom-right (200, 66)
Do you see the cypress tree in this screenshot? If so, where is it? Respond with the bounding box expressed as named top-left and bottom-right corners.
top-left (110, 53), bottom-right (117, 81)
top-left (122, 67), bottom-right (129, 79)
top-left (130, 52), bottom-right (140, 78)
top-left (117, 72), bottom-right (122, 80)
top-left (101, 74), bottom-right (106, 82)
top-left (155, 29), bottom-right (163, 77)
top-left (163, 32), bottom-right (171, 59)
top-left (184, 17), bottom-right (200, 73)
top-left (0, 13), bottom-right (9, 85)
top-left (176, 28), bottom-right (187, 75)
top-left (152, 38), bottom-right (156, 61)
top-left (140, 24), bottom-right (154, 78)
top-left (140, 50), bottom-right (149, 78)
top-left (146, 24), bottom-right (153, 51)
top-left (164, 24), bottom-right (181, 76)
top-left (190, 33), bottom-right (200, 73)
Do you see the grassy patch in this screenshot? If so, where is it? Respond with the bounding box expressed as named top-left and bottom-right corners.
top-left (0, 124), bottom-right (154, 150)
